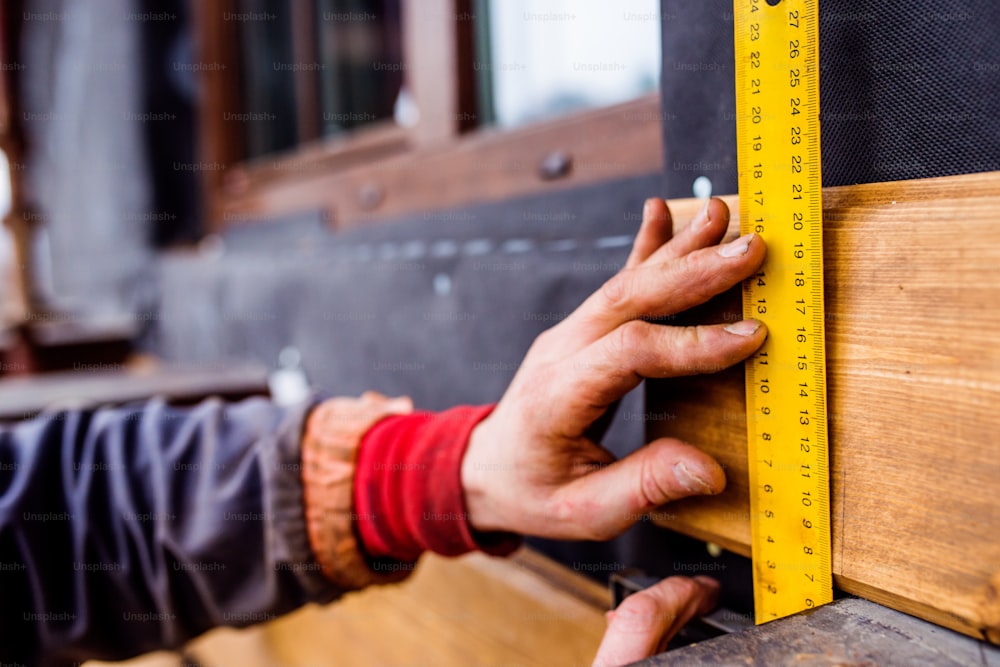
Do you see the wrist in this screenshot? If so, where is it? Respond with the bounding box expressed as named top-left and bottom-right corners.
top-left (356, 403), bottom-right (520, 560)
top-left (460, 416), bottom-right (506, 534)
top-left (301, 394), bottom-right (413, 590)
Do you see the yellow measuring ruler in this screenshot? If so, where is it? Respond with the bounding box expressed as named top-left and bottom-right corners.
top-left (734, 0), bottom-right (832, 623)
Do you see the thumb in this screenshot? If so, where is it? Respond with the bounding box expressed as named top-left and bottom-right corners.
top-left (592, 576), bottom-right (720, 667)
top-left (555, 439), bottom-right (725, 540)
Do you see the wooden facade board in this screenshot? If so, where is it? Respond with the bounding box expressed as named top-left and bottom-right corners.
top-left (648, 172), bottom-right (1000, 642)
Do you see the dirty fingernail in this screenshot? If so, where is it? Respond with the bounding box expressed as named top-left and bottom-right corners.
top-left (717, 232), bottom-right (754, 257)
top-left (724, 319), bottom-right (762, 337)
top-left (673, 461), bottom-right (717, 495)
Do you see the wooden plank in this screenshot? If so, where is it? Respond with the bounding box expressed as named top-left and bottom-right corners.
top-left (256, 550), bottom-right (607, 667)
top-left (218, 94), bottom-right (663, 229)
top-left (82, 550), bottom-right (607, 667)
top-left (218, 121), bottom-right (409, 221)
top-left (647, 171), bottom-right (1000, 643)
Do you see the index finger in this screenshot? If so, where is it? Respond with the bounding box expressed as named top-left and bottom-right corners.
top-left (565, 232), bottom-right (765, 349)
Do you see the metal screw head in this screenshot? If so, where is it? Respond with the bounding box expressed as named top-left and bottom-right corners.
top-left (358, 182), bottom-right (385, 210)
top-left (538, 150), bottom-right (573, 181)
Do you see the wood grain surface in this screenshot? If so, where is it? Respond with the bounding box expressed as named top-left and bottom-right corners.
top-left (648, 171), bottom-right (1000, 643)
top-left (257, 549), bottom-right (609, 667)
top-left (85, 549), bottom-right (610, 667)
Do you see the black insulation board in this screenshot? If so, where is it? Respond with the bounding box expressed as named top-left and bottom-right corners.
top-left (660, 0), bottom-right (1000, 198)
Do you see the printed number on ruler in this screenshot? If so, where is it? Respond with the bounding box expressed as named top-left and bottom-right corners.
top-left (734, 0), bottom-right (832, 624)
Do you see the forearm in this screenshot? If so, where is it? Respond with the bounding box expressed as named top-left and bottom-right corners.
top-left (0, 398), bottom-right (337, 665)
top-left (0, 393), bottom-right (519, 666)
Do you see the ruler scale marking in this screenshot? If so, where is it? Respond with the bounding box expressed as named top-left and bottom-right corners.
top-left (734, 0), bottom-right (833, 624)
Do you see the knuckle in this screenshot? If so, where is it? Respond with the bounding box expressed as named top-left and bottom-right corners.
top-left (531, 326), bottom-right (553, 346)
top-left (613, 320), bottom-right (652, 359)
top-left (674, 327), bottom-right (710, 374)
top-left (597, 321), bottom-right (656, 383)
top-left (600, 270), bottom-right (631, 309)
top-left (602, 268), bottom-right (655, 318)
top-left (549, 497), bottom-right (617, 541)
top-left (550, 498), bottom-right (579, 532)
top-left (527, 327), bottom-right (559, 358)
top-left (638, 453), bottom-right (673, 508)
top-left (548, 492), bottom-right (620, 541)
top-left (677, 250), bottom-right (719, 288)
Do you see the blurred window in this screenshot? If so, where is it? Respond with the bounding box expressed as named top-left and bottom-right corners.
top-left (315, 0), bottom-right (404, 137)
top-left (199, 1), bottom-right (666, 231)
top-left (473, 0), bottom-right (661, 128)
top-left (233, 0), bottom-right (402, 159)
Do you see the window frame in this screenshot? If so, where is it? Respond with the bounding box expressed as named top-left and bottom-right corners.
top-left (195, 0), bottom-right (664, 232)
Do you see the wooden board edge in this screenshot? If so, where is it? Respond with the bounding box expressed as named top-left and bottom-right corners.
top-left (835, 574), bottom-right (998, 644)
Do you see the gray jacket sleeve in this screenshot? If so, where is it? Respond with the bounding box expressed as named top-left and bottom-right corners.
top-left (0, 397), bottom-right (341, 666)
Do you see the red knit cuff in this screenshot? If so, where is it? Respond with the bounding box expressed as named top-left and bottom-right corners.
top-left (354, 404), bottom-right (522, 562)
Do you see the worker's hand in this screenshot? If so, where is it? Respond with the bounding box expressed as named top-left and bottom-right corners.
top-left (592, 576), bottom-right (720, 666)
top-left (461, 197), bottom-right (767, 539)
